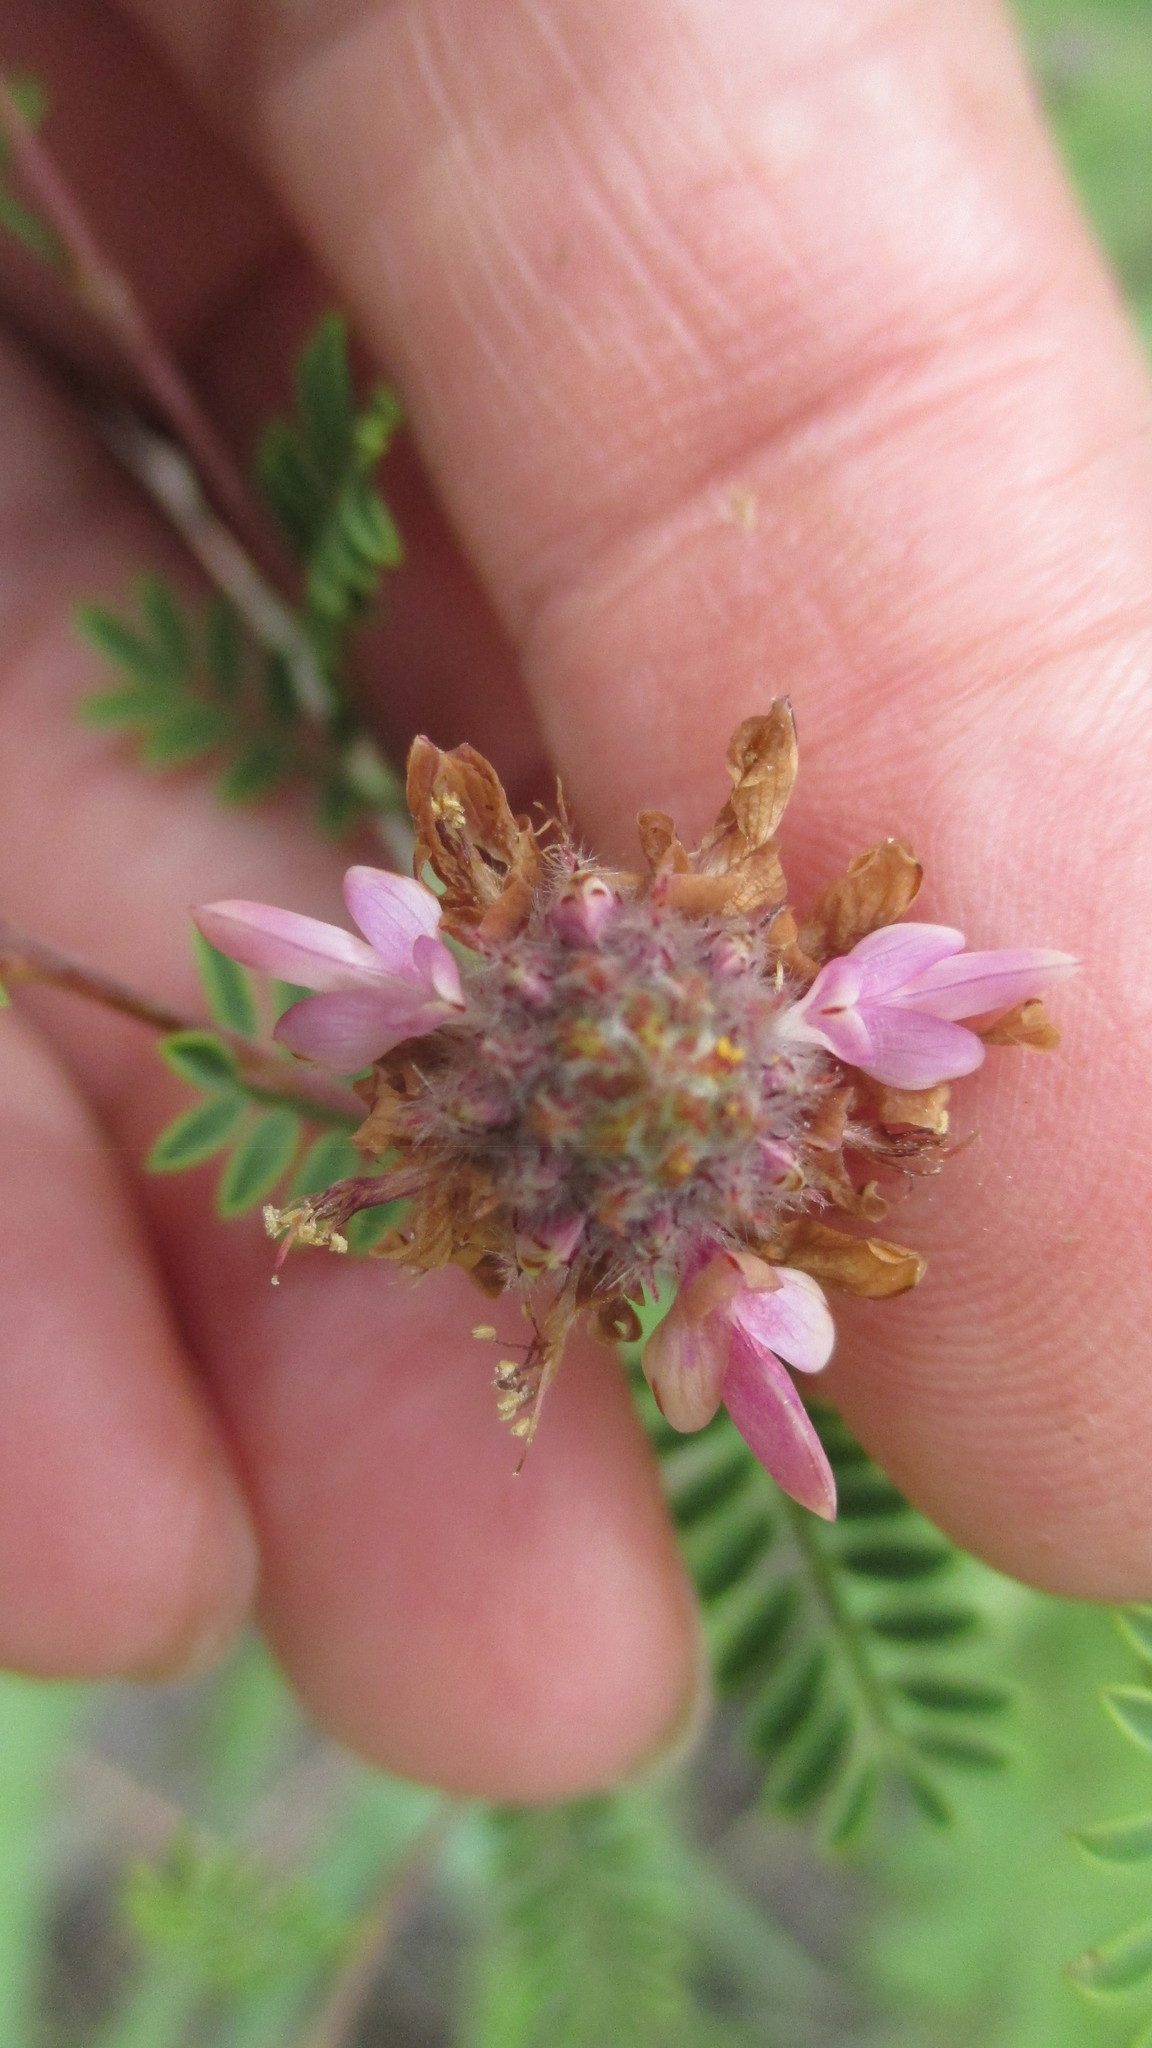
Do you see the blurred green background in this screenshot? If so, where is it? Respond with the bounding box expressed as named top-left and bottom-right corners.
top-left (5, 0), bottom-right (1152, 2043)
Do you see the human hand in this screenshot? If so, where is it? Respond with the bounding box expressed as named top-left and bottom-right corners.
top-left (0, 0), bottom-right (1147, 1798)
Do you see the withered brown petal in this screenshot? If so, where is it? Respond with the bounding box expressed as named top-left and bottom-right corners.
top-left (636, 810), bottom-right (691, 875)
top-left (780, 1220), bottom-right (927, 1298)
top-left (695, 700), bottom-right (798, 876)
top-left (863, 1080), bottom-right (952, 1135)
top-left (406, 736), bottom-right (540, 942)
top-left (978, 998), bottom-right (1061, 1051)
top-left (800, 838), bottom-right (923, 962)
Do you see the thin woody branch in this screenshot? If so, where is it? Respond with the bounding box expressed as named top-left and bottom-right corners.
top-left (0, 918), bottom-right (361, 1129)
top-left (0, 71), bottom-right (277, 577)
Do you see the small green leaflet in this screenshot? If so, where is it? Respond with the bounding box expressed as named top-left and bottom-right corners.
top-left (193, 932), bottom-right (259, 1036)
top-left (636, 1384), bottom-right (1010, 1840)
top-left (0, 75), bottom-right (64, 264)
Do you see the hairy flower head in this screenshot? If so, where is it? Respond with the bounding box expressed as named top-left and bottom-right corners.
top-left (195, 705), bottom-right (1074, 1514)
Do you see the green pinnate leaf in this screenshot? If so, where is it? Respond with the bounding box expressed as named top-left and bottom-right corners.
top-left (215, 735), bottom-right (294, 804)
top-left (148, 1093), bottom-right (247, 1172)
top-left (840, 1539), bottom-right (955, 1582)
top-left (910, 1731), bottom-right (1009, 1772)
top-left (825, 1762), bottom-right (881, 1849)
top-left (669, 1446), bottom-right (755, 1530)
top-left (714, 1582), bottom-right (800, 1694)
top-left (126, 1831), bottom-right (343, 1994)
top-left (77, 604), bottom-right (170, 683)
top-left (139, 575), bottom-right (191, 679)
top-left (1069, 1918), bottom-right (1152, 1998)
top-left (80, 684), bottom-right (167, 729)
top-left (205, 595), bottom-right (244, 697)
top-left (903, 1768), bottom-right (954, 1827)
top-left (749, 1647), bottom-right (829, 1756)
top-left (834, 1471), bottom-right (913, 1521)
top-left (1073, 1813), bottom-right (1152, 1867)
top-left (193, 931), bottom-right (259, 1035)
top-left (691, 1513), bottom-right (777, 1603)
top-left (216, 1108), bottom-right (302, 1217)
top-left (1105, 1687), bottom-right (1152, 1755)
top-left (139, 702), bottom-right (230, 765)
top-left (158, 1030), bottom-right (239, 1090)
top-left (866, 1605), bottom-right (980, 1644)
top-left (289, 1129), bottom-right (363, 1198)
top-left (773, 1707), bottom-right (854, 1816)
top-left (895, 1676), bottom-right (1012, 1716)
top-left (1117, 1607), bottom-right (1152, 1665)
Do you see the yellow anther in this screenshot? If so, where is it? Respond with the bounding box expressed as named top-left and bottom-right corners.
top-left (713, 1035), bottom-right (746, 1066)
top-left (472, 1325), bottom-right (498, 1341)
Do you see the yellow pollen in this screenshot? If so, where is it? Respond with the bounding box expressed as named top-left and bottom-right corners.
top-left (713, 1035), bottom-right (746, 1066)
top-left (472, 1325), bottom-right (498, 1341)
top-left (432, 790), bottom-right (467, 829)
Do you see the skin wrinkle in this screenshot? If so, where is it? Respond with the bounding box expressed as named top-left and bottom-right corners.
top-left (512, 298), bottom-right (1114, 688)
top-left (3, 0), bottom-right (1144, 1682)
top-left (232, 2), bottom-right (1128, 660)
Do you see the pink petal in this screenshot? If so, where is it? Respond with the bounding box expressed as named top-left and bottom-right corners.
top-left (193, 901), bottom-right (382, 992)
top-left (778, 956), bottom-right (874, 1065)
top-left (274, 988), bottom-right (451, 1071)
top-left (343, 868), bottom-right (444, 976)
top-left (722, 1338), bottom-right (837, 1519)
top-left (848, 923), bottom-right (966, 1000)
top-left (641, 1304), bottom-right (730, 1432)
top-left (853, 1005), bottom-right (986, 1088)
top-left (732, 1266), bottom-right (835, 1375)
top-left (411, 934), bottom-right (465, 1007)
top-left (549, 874), bottom-right (619, 946)
top-left (893, 947), bottom-right (1078, 1021)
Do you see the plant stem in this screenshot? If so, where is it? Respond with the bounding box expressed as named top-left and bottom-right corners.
top-left (294, 1806), bottom-right (452, 2048)
top-left (0, 918), bottom-right (361, 1128)
top-left (103, 413), bottom-right (335, 723)
top-left (0, 71), bottom-right (276, 578)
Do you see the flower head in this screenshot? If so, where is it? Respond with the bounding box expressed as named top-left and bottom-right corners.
top-left (194, 706), bottom-right (1074, 1514)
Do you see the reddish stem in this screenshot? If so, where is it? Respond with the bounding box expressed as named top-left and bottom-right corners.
top-left (0, 71), bottom-right (283, 579)
top-left (0, 918), bottom-right (360, 1127)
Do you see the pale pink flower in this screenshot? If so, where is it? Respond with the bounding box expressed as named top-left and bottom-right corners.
top-left (642, 1251), bottom-right (837, 1518)
top-left (549, 873), bottom-right (620, 947)
top-left (193, 867), bottom-right (465, 1072)
top-left (779, 922), bottom-right (1077, 1089)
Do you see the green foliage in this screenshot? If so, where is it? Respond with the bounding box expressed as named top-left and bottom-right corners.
top-left (257, 312), bottom-right (404, 680)
top-left (642, 1388), bottom-right (1010, 1838)
top-left (78, 317), bottom-right (407, 835)
top-left (79, 579), bottom-right (353, 827)
top-left (1069, 1608), bottom-right (1152, 2031)
top-left (143, 939), bottom-right (406, 1251)
top-left (125, 1833), bottom-right (344, 1995)
top-left (0, 75), bottom-right (64, 265)
top-left (466, 1797), bottom-right (694, 2048)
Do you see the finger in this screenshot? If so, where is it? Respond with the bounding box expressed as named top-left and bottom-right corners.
top-left (120, 0), bottom-right (1152, 1594)
top-left (0, 1008), bottom-right (257, 1675)
top-left (0, 321), bottom-right (698, 1793)
top-left (0, 0), bottom-right (547, 800)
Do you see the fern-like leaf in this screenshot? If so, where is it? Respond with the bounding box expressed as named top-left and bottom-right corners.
top-left (257, 313), bottom-right (403, 679)
top-left (467, 1797), bottom-right (694, 2048)
top-left (641, 1388), bottom-right (1010, 1837)
top-left (1069, 1608), bottom-right (1152, 2026)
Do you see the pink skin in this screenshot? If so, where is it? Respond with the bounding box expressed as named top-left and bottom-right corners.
top-left (193, 867), bottom-right (464, 1072)
top-left (642, 1254), bottom-right (837, 1515)
top-left (1, 0), bottom-right (1151, 1804)
top-left (780, 924), bottom-right (1078, 1089)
